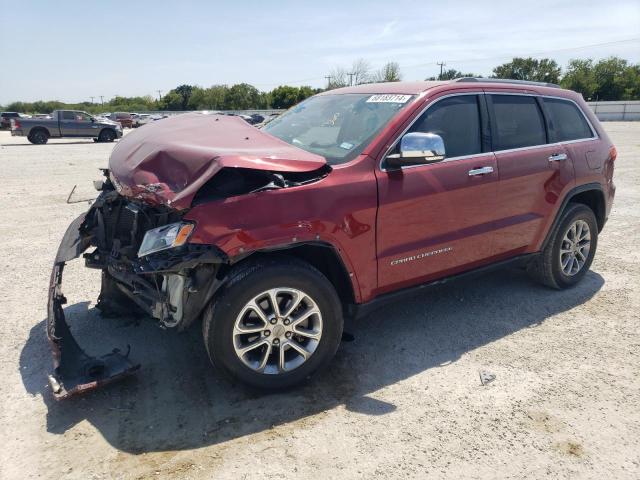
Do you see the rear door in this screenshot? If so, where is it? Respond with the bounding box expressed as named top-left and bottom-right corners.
top-left (487, 93), bottom-right (574, 256)
top-left (375, 93), bottom-right (499, 294)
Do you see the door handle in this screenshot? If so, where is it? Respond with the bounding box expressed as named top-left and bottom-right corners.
top-left (468, 166), bottom-right (494, 176)
top-left (548, 153), bottom-right (568, 162)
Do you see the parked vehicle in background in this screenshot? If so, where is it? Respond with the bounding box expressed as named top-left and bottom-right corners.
top-left (132, 113), bottom-right (152, 127)
top-left (250, 113), bottom-right (265, 124)
top-left (108, 112), bottom-right (133, 128)
top-left (47, 79), bottom-right (615, 398)
top-left (1, 112), bottom-right (21, 129)
top-left (10, 110), bottom-right (122, 144)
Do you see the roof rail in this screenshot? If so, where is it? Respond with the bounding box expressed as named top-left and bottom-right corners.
top-left (454, 77), bottom-right (561, 88)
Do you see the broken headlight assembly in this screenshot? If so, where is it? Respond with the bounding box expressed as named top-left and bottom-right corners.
top-left (138, 222), bottom-right (195, 257)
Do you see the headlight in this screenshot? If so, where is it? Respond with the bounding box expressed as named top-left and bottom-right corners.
top-left (138, 222), bottom-right (194, 257)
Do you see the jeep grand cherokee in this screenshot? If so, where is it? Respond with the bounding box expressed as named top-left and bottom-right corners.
top-left (47, 78), bottom-right (615, 398)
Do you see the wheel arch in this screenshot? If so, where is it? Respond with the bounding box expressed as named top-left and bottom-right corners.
top-left (542, 182), bottom-right (606, 251)
top-left (221, 242), bottom-right (357, 308)
top-left (29, 126), bottom-right (50, 137)
top-left (99, 127), bottom-right (117, 139)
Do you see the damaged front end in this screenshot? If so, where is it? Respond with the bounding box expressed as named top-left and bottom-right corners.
top-left (47, 173), bottom-right (228, 399)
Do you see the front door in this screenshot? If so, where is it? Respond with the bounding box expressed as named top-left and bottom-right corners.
top-left (59, 111), bottom-right (78, 136)
top-left (375, 94), bottom-right (500, 295)
top-left (72, 111), bottom-right (96, 136)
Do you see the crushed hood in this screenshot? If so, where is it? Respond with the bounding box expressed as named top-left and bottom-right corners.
top-left (108, 113), bottom-right (326, 209)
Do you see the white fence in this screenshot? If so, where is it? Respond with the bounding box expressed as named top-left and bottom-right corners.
top-left (587, 101), bottom-right (640, 121)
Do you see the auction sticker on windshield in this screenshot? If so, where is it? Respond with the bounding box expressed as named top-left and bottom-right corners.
top-left (366, 94), bottom-right (412, 103)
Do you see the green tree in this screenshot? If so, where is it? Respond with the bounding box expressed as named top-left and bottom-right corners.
top-left (492, 57), bottom-right (561, 83)
top-left (160, 91), bottom-right (183, 110)
top-left (173, 84), bottom-right (195, 110)
top-left (268, 85), bottom-right (317, 109)
top-left (270, 86), bottom-right (301, 109)
top-left (591, 57), bottom-right (639, 101)
top-left (224, 83), bottom-right (261, 110)
top-left (560, 59), bottom-right (598, 99)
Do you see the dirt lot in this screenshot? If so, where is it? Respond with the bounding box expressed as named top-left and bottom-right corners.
top-left (0, 124), bottom-right (638, 479)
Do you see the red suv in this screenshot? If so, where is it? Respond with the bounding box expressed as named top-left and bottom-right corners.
top-left (47, 79), bottom-right (616, 398)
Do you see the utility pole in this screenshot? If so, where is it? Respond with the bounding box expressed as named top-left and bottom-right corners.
top-left (437, 61), bottom-right (446, 80)
top-left (347, 72), bottom-right (355, 86)
top-left (90, 96), bottom-right (95, 104)
top-left (324, 75), bottom-right (332, 89)
top-left (157, 90), bottom-right (163, 101)
top-left (99, 95), bottom-right (104, 106)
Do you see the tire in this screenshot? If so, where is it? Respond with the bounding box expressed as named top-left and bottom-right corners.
top-left (98, 129), bottom-right (116, 142)
top-left (528, 203), bottom-right (598, 289)
top-left (28, 129), bottom-right (49, 144)
top-left (202, 256), bottom-right (344, 390)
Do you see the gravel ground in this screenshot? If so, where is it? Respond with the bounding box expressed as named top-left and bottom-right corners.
top-left (0, 124), bottom-right (638, 480)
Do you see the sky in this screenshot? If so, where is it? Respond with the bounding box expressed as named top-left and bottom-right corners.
top-left (1, 0), bottom-right (639, 104)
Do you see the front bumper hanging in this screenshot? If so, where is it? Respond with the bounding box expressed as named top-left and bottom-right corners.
top-left (47, 214), bottom-right (139, 400)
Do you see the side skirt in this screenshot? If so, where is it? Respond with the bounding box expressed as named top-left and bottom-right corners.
top-left (348, 253), bottom-right (538, 320)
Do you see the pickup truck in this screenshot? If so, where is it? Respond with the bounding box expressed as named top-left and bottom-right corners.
top-left (10, 110), bottom-right (122, 144)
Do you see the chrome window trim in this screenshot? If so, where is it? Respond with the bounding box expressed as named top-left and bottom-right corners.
top-left (379, 92), bottom-right (485, 172)
top-left (380, 92), bottom-right (598, 172)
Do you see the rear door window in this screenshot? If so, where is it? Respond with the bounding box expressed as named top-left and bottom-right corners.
top-left (543, 98), bottom-right (593, 142)
top-left (408, 95), bottom-right (482, 158)
top-left (490, 95), bottom-right (546, 150)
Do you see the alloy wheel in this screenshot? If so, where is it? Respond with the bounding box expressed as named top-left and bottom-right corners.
top-left (559, 219), bottom-right (591, 276)
top-left (232, 288), bottom-right (323, 374)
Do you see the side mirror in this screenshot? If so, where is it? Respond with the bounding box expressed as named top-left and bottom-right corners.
top-left (90, 117), bottom-right (95, 122)
top-left (386, 132), bottom-right (446, 168)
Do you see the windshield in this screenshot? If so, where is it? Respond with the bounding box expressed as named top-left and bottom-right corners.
top-left (262, 93), bottom-right (414, 165)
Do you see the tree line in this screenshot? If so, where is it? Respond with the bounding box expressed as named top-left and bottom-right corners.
top-left (3, 56), bottom-right (638, 114)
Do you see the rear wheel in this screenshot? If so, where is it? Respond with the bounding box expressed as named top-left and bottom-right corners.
top-left (98, 129), bottom-right (116, 142)
top-left (28, 129), bottom-right (48, 144)
top-left (202, 257), bottom-right (343, 389)
top-left (528, 203), bottom-right (598, 289)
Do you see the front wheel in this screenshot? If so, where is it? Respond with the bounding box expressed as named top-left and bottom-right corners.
top-left (202, 257), bottom-right (343, 389)
top-left (528, 203), bottom-right (598, 289)
top-left (98, 129), bottom-right (116, 142)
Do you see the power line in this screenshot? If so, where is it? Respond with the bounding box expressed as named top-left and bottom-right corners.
top-left (403, 37), bottom-right (640, 70)
top-left (254, 36), bottom-right (640, 87)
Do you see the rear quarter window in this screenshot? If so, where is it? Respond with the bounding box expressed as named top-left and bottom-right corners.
top-left (543, 98), bottom-right (593, 142)
top-left (490, 95), bottom-right (546, 151)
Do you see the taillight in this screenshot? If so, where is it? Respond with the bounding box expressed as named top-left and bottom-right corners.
top-left (12, 119), bottom-right (20, 130)
top-left (609, 146), bottom-right (617, 162)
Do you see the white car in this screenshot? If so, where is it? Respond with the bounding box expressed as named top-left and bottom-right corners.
top-left (133, 113), bottom-right (152, 127)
